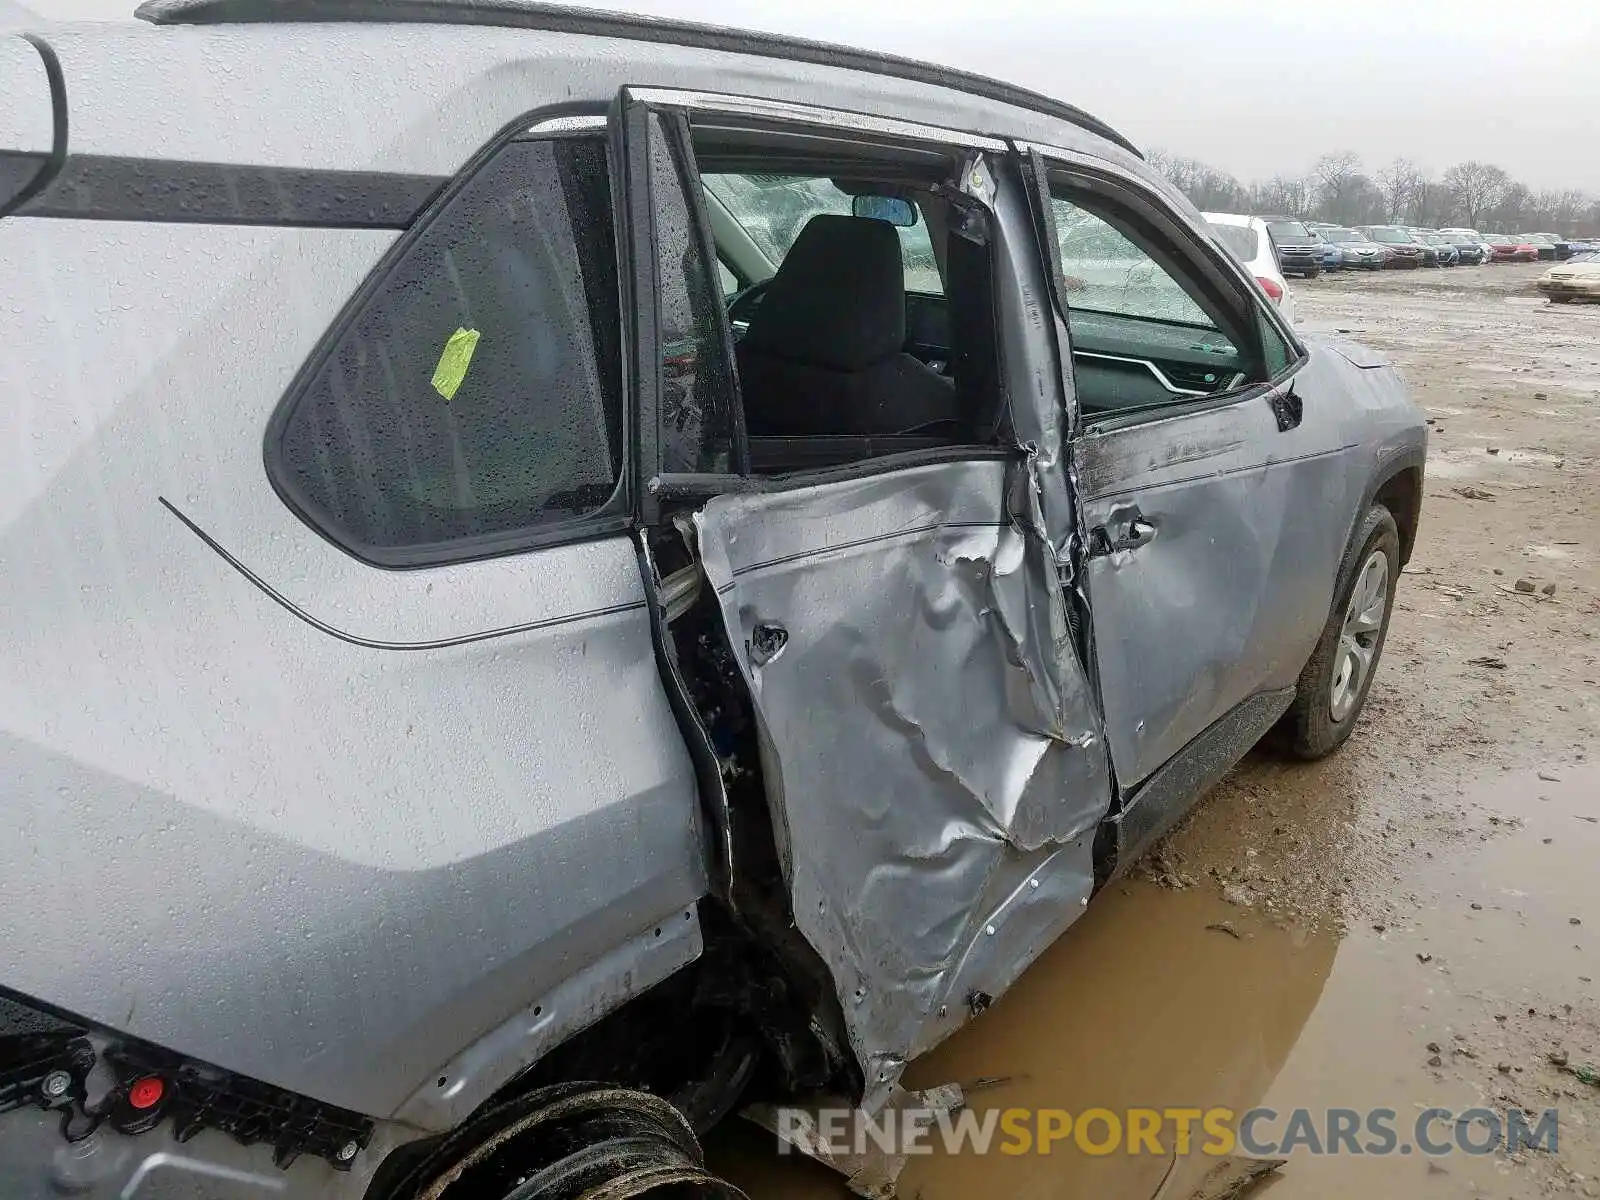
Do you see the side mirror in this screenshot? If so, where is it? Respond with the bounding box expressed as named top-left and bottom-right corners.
top-left (852, 195), bottom-right (918, 227)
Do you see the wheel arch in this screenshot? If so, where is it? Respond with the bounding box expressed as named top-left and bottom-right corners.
top-left (1367, 452), bottom-right (1425, 566)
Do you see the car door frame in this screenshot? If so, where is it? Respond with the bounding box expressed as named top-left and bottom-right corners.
top-left (615, 87), bottom-right (1115, 1110)
top-left (1016, 141), bottom-right (1358, 872)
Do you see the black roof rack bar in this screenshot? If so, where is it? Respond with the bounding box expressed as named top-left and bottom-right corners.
top-left (133, 0), bottom-right (1141, 158)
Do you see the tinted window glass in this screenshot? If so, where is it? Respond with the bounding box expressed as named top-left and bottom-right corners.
top-left (1258, 307), bottom-right (1293, 377)
top-left (274, 137), bottom-right (622, 559)
top-left (650, 115), bottom-right (736, 475)
top-left (1052, 196), bottom-right (1218, 329)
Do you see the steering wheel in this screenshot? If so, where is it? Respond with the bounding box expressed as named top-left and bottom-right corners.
top-left (726, 278), bottom-right (771, 329)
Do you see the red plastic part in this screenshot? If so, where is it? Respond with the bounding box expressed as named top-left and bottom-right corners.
top-left (128, 1076), bottom-right (165, 1110)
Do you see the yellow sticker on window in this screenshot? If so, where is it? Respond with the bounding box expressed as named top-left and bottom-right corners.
top-left (430, 327), bottom-right (481, 401)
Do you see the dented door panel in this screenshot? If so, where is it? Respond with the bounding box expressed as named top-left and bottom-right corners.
top-left (693, 458), bottom-right (1108, 1108)
top-left (1077, 392), bottom-right (1359, 789)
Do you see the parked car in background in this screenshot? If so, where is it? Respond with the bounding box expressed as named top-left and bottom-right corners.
top-left (1560, 237), bottom-right (1600, 258)
top-left (1260, 216), bottom-right (1322, 278)
top-left (1485, 235), bottom-right (1539, 263)
top-left (1421, 234), bottom-right (1460, 266)
top-left (1204, 212), bottom-right (1297, 324)
top-left (1399, 228), bottom-right (1442, 266)
top-left (1537, 249), bottom-right (1600, 302)
top-left (1357, 225), bottom-right (1426, 268)
top-left (1519, 234), bottom-right (1559, 261)
top-left (1442, 234), bottom-right (1488, 264)
top-left (1322, 226), bottom-right (1389, 270)
top-left (1438, 228), bottom-right (1494, 264)
top-left (1310, 228), bottom-right (1344, 272)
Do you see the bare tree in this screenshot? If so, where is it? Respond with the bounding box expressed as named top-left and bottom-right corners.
top-left (1144, 147), bottom-right (1176, 178)
top-left (1376, 158), bottom-right (1421, 224)
top-left (1147, 146), bottom-right (1595, 236)
top-left (1548, 190), bottom-right (1588, 232)
top-left (1311, 151), bottom-right (1364, 223)
top-left (1491, 182), bottom-right (1534, 232)
top-left (1343, 176), bottom-right (1388, 227)
top-left (1146, 149), bottom-right (1250, 213)
top-left (1441, 162), bottom-right (1510, 229)
top-left (1409, 173), bottom-right (1452, 228)
top-left (1252, 175), bottom-right (1311, 219)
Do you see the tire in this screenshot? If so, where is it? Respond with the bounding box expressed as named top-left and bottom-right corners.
top-left (1282, 505), bottom-right (1400, 760)
top-left (1551, 295), bottom-right (1574, 304)
top-left (1305, 268), bottom-right (1321, 279)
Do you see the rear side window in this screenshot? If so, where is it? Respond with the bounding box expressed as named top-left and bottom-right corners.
top-left (1265, 220), bottom-right (1313, 244)
top-left (1208, 222), bottom-right (1259, 262)
top-left (271, 136), bottom-right (623, 565)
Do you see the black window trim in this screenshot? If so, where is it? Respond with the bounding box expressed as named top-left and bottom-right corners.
top-left (1020, 146), bottom-right (1307, 433)
top-left (262, 105), bottom-right (635, 570)
top-left (621, 89), bottom-right (1019, 502)
top-left (623, 101), bottom-right (752, 505)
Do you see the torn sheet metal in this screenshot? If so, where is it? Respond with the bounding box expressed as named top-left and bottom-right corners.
top-left (985, 149), bottom-right (1090, 591)
top-left (694, 457), bottom-right (1109, 1110)
top-left (742, 1083), bottom-right (965, 1199)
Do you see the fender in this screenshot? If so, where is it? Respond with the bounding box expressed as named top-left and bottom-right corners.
top-left (1359, 442), bottom-right (1427, 565)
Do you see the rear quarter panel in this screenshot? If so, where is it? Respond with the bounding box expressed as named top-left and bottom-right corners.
top-left (0, 42), bottom-right (708, 1125)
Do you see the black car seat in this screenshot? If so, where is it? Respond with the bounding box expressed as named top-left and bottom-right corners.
top-left (737, 214), bottom-right (960, 437)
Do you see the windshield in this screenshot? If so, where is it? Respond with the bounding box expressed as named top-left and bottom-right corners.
top-left (1324, 228), bottom-right (1361, 243)
top-left (1208, 222), bottom-right (1260, 261)
top-left (1365, 227), bottom-right (1414, 244)
top-left (1487, 236), bottom-right (1513, 245)
top-left (1265, 219), bottom-right (1314, 245)
top-left (702, 172), bottom-right (942, 294)
top-left (1568, 250), bottom-right (1599, 263)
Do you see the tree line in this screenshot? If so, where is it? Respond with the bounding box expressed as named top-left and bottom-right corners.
top-left (1147, 149), bottom-right (1600, 236)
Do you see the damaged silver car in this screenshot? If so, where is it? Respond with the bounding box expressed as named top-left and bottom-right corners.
top-left (0, 2), bottom-right (1426, 1197)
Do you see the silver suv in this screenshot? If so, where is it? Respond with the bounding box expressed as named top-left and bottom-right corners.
top-left (0, 3), bottom-right (1426, 1198)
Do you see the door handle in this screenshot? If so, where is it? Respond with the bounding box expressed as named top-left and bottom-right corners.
top-left (1123, 518), bottom-right (1157, 548)
top-left (750, 620), bottom-right (789, 666)
top-left (1089, 514), bottom-right (1157, 557)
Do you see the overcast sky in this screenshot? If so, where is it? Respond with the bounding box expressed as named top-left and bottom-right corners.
top-left (15, 0), bottom-right (1600, 193)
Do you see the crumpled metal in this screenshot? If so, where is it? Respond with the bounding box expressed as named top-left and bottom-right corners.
top-left (694, 453), bottom-right (1106, 1109)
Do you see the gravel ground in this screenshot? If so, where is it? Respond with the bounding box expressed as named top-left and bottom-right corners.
top-left (711, 261), bottom-right (1600, 1200)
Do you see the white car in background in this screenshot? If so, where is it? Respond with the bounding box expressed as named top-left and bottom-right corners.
top-left (1203, 212), bottom-right (1296, 325)
top-left (1537, 249), bottom-right (1600, 303)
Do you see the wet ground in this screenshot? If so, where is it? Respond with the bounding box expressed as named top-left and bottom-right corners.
top-left (708, 262), bottom-right (1600, 1199)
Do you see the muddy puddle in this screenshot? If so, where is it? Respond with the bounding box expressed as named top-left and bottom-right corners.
top-left (709, 764), bottom-right (1599, 1198)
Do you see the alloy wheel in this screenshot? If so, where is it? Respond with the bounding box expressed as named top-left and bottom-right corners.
top-left (1329, 549), bottom-right (1389, 722)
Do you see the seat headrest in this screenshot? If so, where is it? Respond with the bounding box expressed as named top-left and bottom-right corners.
top-left (740, 214), bottom-right (907, 372)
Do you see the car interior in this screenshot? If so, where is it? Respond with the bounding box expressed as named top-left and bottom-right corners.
top-left (691, 128), bottom-right (1256, 474)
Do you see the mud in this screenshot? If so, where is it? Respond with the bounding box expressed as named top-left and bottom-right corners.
top-left (707, 262), bottom-right (1600, 1199)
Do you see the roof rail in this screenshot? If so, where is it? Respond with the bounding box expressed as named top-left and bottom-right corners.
top-left (133, 0), bottom-right (1141, 158)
